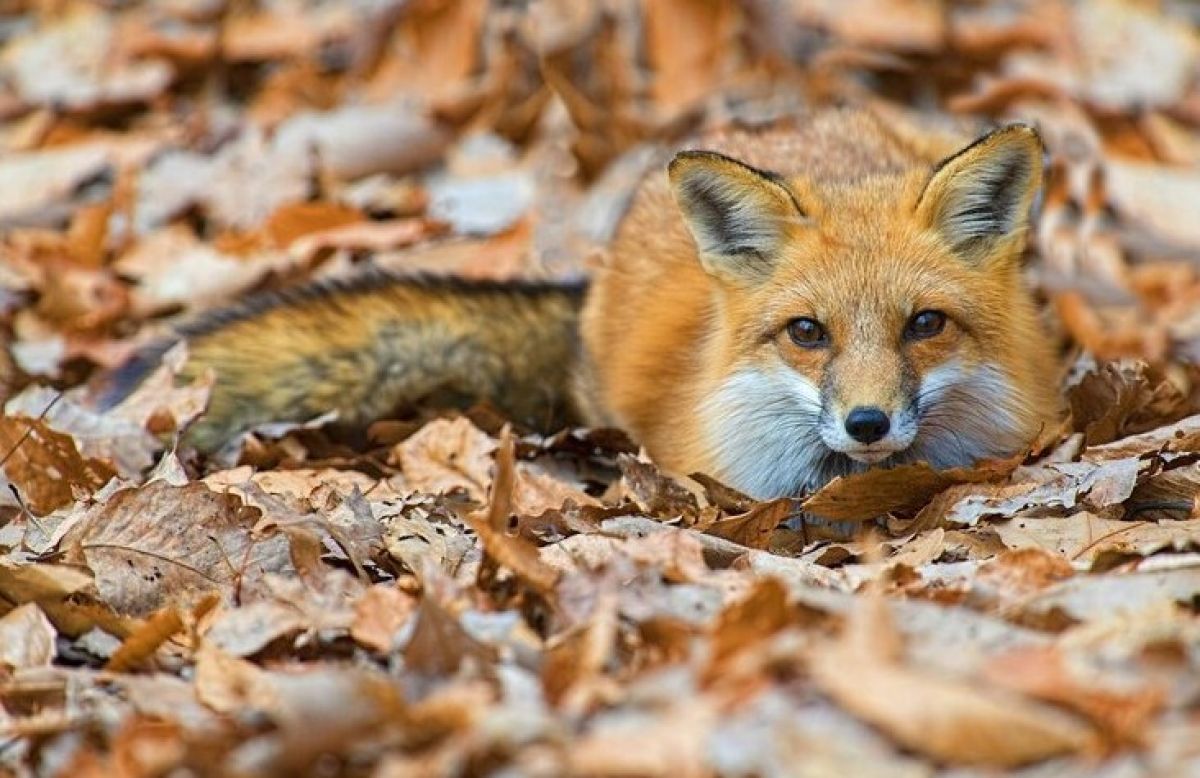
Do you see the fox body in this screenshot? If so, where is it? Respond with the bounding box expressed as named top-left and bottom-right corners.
top-left (104, 110), bottom-right (1061, 498)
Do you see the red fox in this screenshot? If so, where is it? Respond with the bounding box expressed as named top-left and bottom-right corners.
top-left (102, 109), bottom-right (1061, 498)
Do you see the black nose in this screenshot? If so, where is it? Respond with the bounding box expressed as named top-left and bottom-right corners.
top-left (845, 407), bottom-right (890, 444)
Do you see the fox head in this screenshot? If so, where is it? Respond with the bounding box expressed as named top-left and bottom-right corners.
top-left (667, 124), bottom-right (1057, 497)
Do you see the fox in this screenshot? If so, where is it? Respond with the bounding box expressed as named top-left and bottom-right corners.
top-left (101, 109), bottom-right (1061, 499)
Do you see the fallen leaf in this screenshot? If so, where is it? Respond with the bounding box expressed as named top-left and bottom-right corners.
top-left (0, 414), bottom-right (117, 515)
top-left (0, 143), bottom-right (111, 227)
top-left (1, 8), bottom-right (173, 111)
top-left (59, 481), bottom-right (293, 616)
top-left (465, 428), bottom-right (561, 596)
top-left (807, 596), bottom-right (1096, 766)
top-left (618, 454), bottom-right (702, 520)
top-left (351, 584), bottom-right (417, 654)
top-left (264, 201), bottom-right (364, 247)
top-left (105, 606), bottom-right (184, 671)
top-left (6, 385), bottom-right (158, 477)
top-left (391, 417), bottom-right (496, 502)
top-left (997, 513), bottom-right (1200, 568)
top-left (704, 498), bottom-right (795, 550)
top-left (403, 595), bottom-right (493, 680)
top-left (707, 577), bottom-right (792, 672)
top-left (511, 460), bottom-right (601, 518)
top-left (202, 599), bottom-right (304, 658)
top-left (984, 645), bottom-right (1165, 749)
top-left (0, 603), bottom-right (57, 669)
top-left (803, 457), bottom-right (1020, 522)
top-left (1068, 361), bottom-right (1195, 446)
top-left (1023, 564), bottom-right (1200, 624)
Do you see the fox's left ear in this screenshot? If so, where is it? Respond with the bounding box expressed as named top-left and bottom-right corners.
top-left (668, 150), bottom-right (805, 283)
top-left (916, 124), bottom-right (1044, 263)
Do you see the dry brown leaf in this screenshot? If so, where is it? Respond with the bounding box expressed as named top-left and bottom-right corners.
top-left (1106, 161), bottom-right (1200, 253)
top-left (807, 596), bottom-right (1096, 767)
top-left (704, 498), bottom-right (794, 550)
top-left (0, 603), bottom-right (57, 670)
top-left (264, 201), bottom-right (364, 248)
top-left (465, 428), bottom-right (561, 595)
top-left (202, 600), bottom-right (307, 658)
top-left (887, 528), bottom-right (947, 571)
top-left (0, 414), bottom-right (117, 516)
top-left (0, 143), bottom-right (112, 227)
top-left (1, 8), bottom-right (174, 111)
top-left (997, 513), bottom-right (1200, 568)
top-left (116, 226), bottom-right (292, 315)
top-left (920, 458), bottom-right (1146, 527)
top-left (1021, 565), bottom-right (1200, 624)
top-left (976, 547), bottom-right (1077, 599)
top-left (365, 0), bottom-right (486, 101)
top-left (350, 584), bottom-right (417, 654)
top-left (1083, 414), bottom-right (1200, 462)
top-left (288, 218), bottom-right (436, 260)
top-left (222, 8), bottom-right (352, 62)
top-left (192, 642), bottom-right (277, 714)
top-left (984, 645), bottom-right (1165, 749)
top-left (618, 454), bottom-right (702, 520)
top-left (274, 103), bottom-right (452, 181)
top-left (542, 589), bottom-right (618, 708)
top-left (566, 702), bottom-right (716, 778)
top-left (643, 0), bottom-right (745, 113)
top-left (707, 576), bottom-right (792, 672)
top-left (35, 265), bottom-right (128, 333)
top-left (391, 417), bottom-right (496, 502)
top-left (803, 457), bottom-right (1021, 522)
top-left (795, 0), bottom-right (947, 53)
top-left (403, 595), bottom-right (493, 679)
top-left (511, 461), bottom-right (600, 518)
top-left (1053, 291), bottom-right (1170, 362)
top-left (59, 480), bottom-right (293, 616)
top-left (1068, 361), bottom-right (1195, 446)
top-left (105, 606), bottom-right (184, 671)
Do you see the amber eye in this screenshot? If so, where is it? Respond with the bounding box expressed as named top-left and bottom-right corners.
top-left (906, 310), bottom-right (947, 340)
top-left (786, 317), bottom-right (828, 348)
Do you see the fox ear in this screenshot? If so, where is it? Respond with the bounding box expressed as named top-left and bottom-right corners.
top-left (668, 150), bottom-right (805, 282)
top-left (916, 124), bottom-right (1044, 262)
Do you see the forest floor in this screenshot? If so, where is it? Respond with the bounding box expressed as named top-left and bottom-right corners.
top-left (1, 1), bottom-right (1200, 775)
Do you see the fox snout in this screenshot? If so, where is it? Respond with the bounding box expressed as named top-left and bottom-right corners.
top-left (820, 400), bottom-right (919, 464)
top-left (816, 345), bottom-right (920, 463)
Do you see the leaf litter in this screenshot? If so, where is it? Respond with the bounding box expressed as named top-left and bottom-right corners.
top-left (0, 0), bottom-right (1199, 775)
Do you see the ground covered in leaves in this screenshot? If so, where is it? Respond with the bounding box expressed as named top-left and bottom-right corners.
top-left (1, 0), bottom-right (1200, 775)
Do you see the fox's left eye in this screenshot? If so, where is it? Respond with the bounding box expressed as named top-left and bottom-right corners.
top-left (905, 310), bottom-right (946, 340)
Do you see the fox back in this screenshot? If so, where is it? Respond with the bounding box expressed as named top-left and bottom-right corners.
top-left (578, 109), bottom-right (1061, 498)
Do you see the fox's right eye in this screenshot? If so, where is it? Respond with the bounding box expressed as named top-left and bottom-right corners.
top-left (786, 317), bottom-right (828, 348)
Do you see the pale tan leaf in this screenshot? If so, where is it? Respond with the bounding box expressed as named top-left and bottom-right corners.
top-left (0, 603), bottom-right (56, 669)
top-left (391, 417), bottom-right (496, 502)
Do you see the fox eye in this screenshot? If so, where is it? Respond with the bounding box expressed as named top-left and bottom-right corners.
top-left (786, 317), bottom-right (828, 348)
top-left (906, 310), bottom-right (947, 340)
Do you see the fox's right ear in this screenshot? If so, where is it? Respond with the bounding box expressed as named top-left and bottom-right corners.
top-left (668, 151), bottom-right (805, 283)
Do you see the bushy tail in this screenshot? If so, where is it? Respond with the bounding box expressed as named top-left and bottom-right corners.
top-left (100, 273), bottom-right (587, 451)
